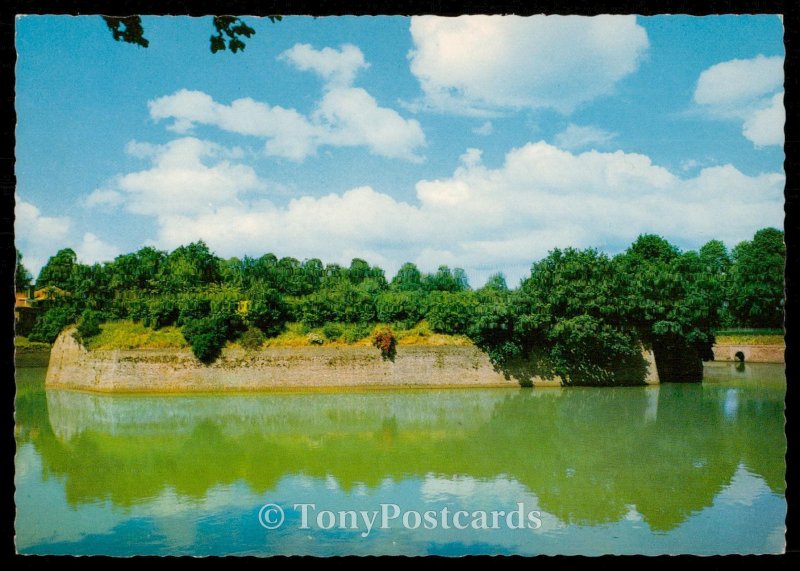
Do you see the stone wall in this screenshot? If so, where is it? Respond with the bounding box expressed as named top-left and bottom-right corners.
top-left (712, 343), bottom-right (785, 364)
top-left (44, 329), bottom-right (661, 392)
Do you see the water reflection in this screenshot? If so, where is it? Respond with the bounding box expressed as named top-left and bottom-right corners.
top-left (15, 363), bottom-right (786, 555)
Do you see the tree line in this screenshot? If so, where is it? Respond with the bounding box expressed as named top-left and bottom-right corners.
top-left (15, 228), bottom-right (784, 384)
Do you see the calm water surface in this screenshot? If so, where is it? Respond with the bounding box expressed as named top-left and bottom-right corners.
top-left (15, 362), bottom-right (786, 556)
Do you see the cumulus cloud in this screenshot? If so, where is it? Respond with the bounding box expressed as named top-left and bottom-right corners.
top-left (112, 137), bottom-right (265, 216)
top-left (279, 43), bottom-right (368, 86)
top-left (472, 121), bottom-right (493, 136)
top-left (97, 138), bottom-right (784, 287)
top-left (148, 45), bottom-right (425, 162)
top-left (553, 123), bottom-right (617, 150)
top-left (84, 189), bottom-right (124, 208)
top-left (742, 91), bottom-right (784, 147)
top-left (77, 232), bottom-right (121, 265)
top-left (15, 195), bottom-right (71, 276)
top-left (693, 55), bottom-right (784, 147)
top-left (408, 15), bottom-right (649, 115)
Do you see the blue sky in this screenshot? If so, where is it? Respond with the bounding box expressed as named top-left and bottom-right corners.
top-left (15, 15), bottom-right (785, 286)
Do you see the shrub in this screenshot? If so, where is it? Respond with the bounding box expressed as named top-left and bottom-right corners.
top-left (376, 291), bottom-right (426, 329)
top-left (426, 291), bottom-right (478, 334)
top-left (239, 326), bottom-right (265, 350)
top-left (75, 309), bottom-right (105, 344)
top-left (125, 297), bottom-right (150, 323)
top-left (247, 286), bottom-right (289, 337)
top-left (145, 297), bottom-right (179, 329)
top-left (182, 317), bottom-right (228, 364)
top-left (372, 326), bottom-right (397, 361)
top-left (177, 294), bottom-right (211, 325)
top-left (322, 322), bottom-right (343, 341)
top-left (343, 323), bottom-right (372, 344)
top-left (29, 307), bottom-right (75, 344)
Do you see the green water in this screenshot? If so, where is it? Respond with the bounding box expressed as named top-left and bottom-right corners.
top-left (14, 362), bottom-right (786, 556)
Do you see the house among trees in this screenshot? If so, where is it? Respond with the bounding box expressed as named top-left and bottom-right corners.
top-left (15, 286), bottom-right (69, 336)
top-left (15, 289), bottom-right (38, 336)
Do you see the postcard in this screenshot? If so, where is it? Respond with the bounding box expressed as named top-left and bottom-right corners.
top-left (13, 13), bottom-right (786, 556)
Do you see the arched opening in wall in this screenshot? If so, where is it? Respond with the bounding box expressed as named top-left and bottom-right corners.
top-left (735, 351), bottom-right (745, 363)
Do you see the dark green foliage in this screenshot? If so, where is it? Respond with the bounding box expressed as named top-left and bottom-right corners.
top-left (102, 16), bottom-right (149, 48)
top-left (144, 297), bottom-right (179, 330)
top-left (103, 15), bottom-right (280, 53)
top-left (422, 265), bottom-right (469, 292)
top-left (239, 327), bottom-right (265, 350)
top-left (468, 296), bottom-right (521, 365)
top-left (426, 291), bottom-right (478, 334)
top-left (246, 286), bottom-right (289, 337)
top-left (210, 16), bottom-right (256, 53)
top-left (390, 262), bottom-right (423, 291)
top-left (614, 235), bottom-right (724, 371)
top-left (517, 248), bottom-right (639, 385)
top-left (26, 227), bottom-right (783, 376)
top-left (109, 247), bottom-right (165, 292)
top-left (36, 248), bottom-right (77, 290)
top-left (29, 307), bottom-right (75, 344)
top-left (182, 317), bottom-right (228, 364)
top-left (728, 228), bottom-right (785, 329)
top-left (156, 241), bottom-right (220, 293)
top-left (76, 310), bottom-right (105, 344)
top-left (376, 291), bottom-right (426, 329)
top-left (343, 323), bottom-right (372, 344)
top-left (322, 323), bottom-right (344, 341)
top-left (481, 273), bottom-right (508, 293)
top-left (177, 294), bottom-right (212, 326)
top-left (300, 282), bottom-right (376, 327)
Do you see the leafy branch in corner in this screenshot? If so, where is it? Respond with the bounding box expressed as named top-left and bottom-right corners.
top-left (102, 15), bottom-right (282, 53)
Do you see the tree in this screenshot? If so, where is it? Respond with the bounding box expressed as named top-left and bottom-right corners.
top-left (699, 239), bottom-right (732, 325)
top-left (422, 265), bottom-right (468, 292)
top-left (469, 248), bottom-right (643, 386)
top-left (15, 250), bottom-right (33, 292)
top-left (102, 15), bottom-right (280, 53)
top-left (728, 228), bottom-right (785, 329)
top-left (614, 235), bottom-right (723, 381)
top-left (426, 291), bottom-right (478, 335)
top-left (481, 272), bottom-right (508, 294)
top-left (156, 241), bottom-right (220, 292)
top-left (109, 246), bottom-right (165, 292)
top-left (36, 248), bottom-right (78, 290)
top-left (390, 262), bottom-right (423, 292)
top-left (246, 284), bottom-right (289, 337)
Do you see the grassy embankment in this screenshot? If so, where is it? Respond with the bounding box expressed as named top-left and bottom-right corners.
top-left (14, 336), bottom-right (52, 353)
top-left (714, 329), bottom-right (784, 345)
top-left (14, 336), bottom-right (54, 367)
top-left (81, 319), bottom-right (471, 351)
top-left (16, 324), bottom-right (784, 354)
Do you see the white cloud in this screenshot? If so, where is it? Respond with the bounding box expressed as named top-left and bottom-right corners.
top-left (408, 15), bottom-right (649, 115)
top-left (14, 195), bottom-right (71, 276)
top-left (114, 137), bottom-right (265, 216)
top-left (472, 121), bottom-right (493, 136)
top-left (694, 55), bottom-right (783, 107)
top-left (742, 91), bottom-right (784, 147)
top-left (279, 43), bottom-right (368, 86)
top-left (77, 232), bottom-right (121, 265)
top-left (148, 45), bottom-right (425, 162)
top-left (99, 138), bottom-right (784, 287)
top-left (693, 55), bottom-right (784, 147)
top-left (553, 123), bottom-right (617, 150)
top-left (84, 189), bottom-right (124, 208)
